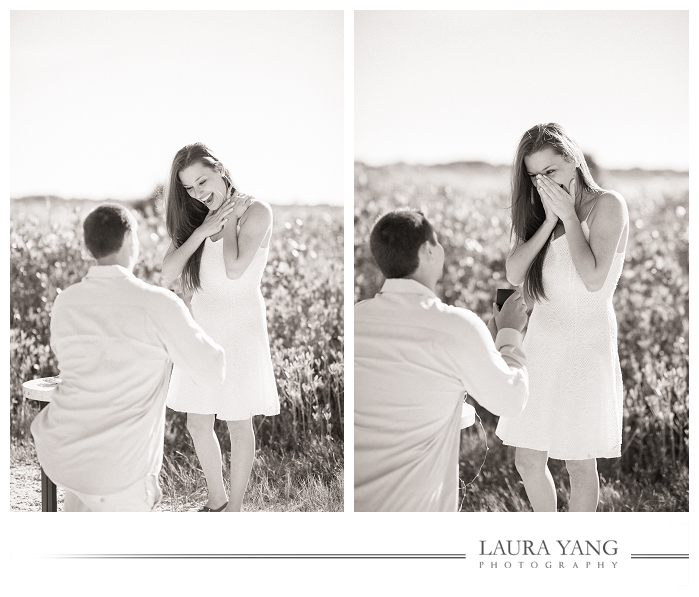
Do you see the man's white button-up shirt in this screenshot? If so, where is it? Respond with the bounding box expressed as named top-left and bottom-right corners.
top-left (355, 278), bottom-right (528, 512)
top-left (31, 265), bottom-right (225, 496)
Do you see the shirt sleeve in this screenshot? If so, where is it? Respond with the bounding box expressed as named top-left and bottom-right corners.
top-left (450, 315), bottom-right (528, 417)
top-left (152, 293), bottom-right (226, 387)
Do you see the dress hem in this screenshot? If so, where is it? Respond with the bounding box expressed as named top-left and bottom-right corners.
top-left (166, 405), bottom-right (280, 421)
top-left (497, 438), bottom-right (621, 461)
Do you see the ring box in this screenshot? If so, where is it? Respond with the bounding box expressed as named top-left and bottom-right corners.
top-left (496, 288), bottom-right (515, 309)
top-left (22, 377), bottom-right (60, 403)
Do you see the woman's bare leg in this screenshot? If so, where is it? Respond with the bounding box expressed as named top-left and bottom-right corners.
top-left (565, 459), bottom-right (599, 512)
top-left (186, 413), bottom-right (228, 509)
top-left (224, 418), bottom-right (255, 512)
top-left (514, 447), bottom-right (557, 512)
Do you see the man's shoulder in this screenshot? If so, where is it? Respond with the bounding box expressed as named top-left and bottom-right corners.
top-left (52, 277), bottom-right (90, 309)
top-left (355, 292), bottom-right (484, 332)
top-left (59, 272), bottom-right (181, 311)
top-left (105, 277), bottom-right (190, 328)
top-left (429, 301), bottom-right (484, 331)
top-left (355, 297), bottom-right (373, 310)
top-left (124, 276), bottom-right (182, 310)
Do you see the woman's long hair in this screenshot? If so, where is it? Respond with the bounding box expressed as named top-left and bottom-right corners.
top-left (165, 143), bottom-right (235, 293)
top-left (511, 123), bottom-right (602, 302)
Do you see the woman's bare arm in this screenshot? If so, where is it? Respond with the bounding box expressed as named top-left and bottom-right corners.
top-left (162, 233), bottom-right (206, 285)
top-left (559, 193), bottom-right (627, 291)
top-left (161, 199), bottom-right (236, 284)
top-left (222, 199), bottom-right (272, 280)
top-left (506, 218), bottom-right (557, 286)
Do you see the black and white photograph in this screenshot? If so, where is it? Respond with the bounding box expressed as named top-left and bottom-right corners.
top-left (5, 6), bottom-right (692, 595)
top-left (354, 10), bottom-right (688, 513)
top-left (10, 10), bottom-right (343, 513)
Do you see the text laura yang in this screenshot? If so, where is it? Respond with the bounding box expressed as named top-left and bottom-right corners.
top-left (479, 540), bottom-right (618, 557)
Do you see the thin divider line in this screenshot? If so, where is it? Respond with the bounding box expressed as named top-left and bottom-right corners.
top-left (630, 554), bottom-right (689, 559)
top-left (47, 553), bottom-right (467, 560)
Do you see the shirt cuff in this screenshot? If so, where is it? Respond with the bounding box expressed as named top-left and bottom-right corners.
top-left (495, 328), bottom-right (523, 351)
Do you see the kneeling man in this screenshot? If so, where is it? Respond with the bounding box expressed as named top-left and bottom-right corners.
top-left (31, 204), bottom-right (225, 511)
top-left (355, 210), bottom-right (529, 511)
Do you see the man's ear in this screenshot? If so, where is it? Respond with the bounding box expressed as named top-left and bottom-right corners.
top-left (416, 240), bottom-right (427, 262)
top-left (421, 239), bottom-right (435, 259)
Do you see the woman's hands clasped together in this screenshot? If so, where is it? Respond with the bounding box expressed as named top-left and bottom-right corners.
top-left (199, 195), bottom-right (237, 239)
top-left (536, 174), bottom-right (578, 225)
top-left (198, 185), bottom-right (253, 239)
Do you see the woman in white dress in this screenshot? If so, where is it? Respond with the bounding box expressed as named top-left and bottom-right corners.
top-left (496, 123), bottom-right (629, 512)
top-left (162, 143), bottom-right (279, 512)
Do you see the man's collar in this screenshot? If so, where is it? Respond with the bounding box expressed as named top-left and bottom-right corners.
top-left (379, 278), bottom-right (437, 299)
top-left (84, 264), bottom-right (134, 278)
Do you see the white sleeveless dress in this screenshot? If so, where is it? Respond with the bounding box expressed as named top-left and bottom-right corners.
top-left (496, 220), bottom-right (624, 460)
top-left (167, 236), bottom-right (279, 421)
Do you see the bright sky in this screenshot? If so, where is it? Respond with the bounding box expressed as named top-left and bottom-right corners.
top-left (356, 10), bottom-right (689, 171)
top-left (11, 11), bottom-right (343, 204)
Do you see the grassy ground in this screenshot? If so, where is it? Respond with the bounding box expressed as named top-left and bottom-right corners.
top-left (10, 438), bottom-right (343, 512)
top-left (457, 413), bottom-right (689, 513)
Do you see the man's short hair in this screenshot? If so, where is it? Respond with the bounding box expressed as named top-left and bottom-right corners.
top-left (369, 210), bottom-right (436, 278)
top-left (83, 204), bottom-right (137, 259)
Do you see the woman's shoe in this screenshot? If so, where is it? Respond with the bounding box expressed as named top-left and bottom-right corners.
top-left (198, 501), bottom-right (228, 512)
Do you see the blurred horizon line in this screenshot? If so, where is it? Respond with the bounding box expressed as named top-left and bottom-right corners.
top-left (9, 194), bottom-right (343, 208)
top-left (354, 158), bottom-right (689, 175)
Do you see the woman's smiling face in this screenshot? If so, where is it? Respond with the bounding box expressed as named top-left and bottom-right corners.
top-left (524, 146), bottom-right (577, 194)
top-left (178, 161), bottom-right (228, 211)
